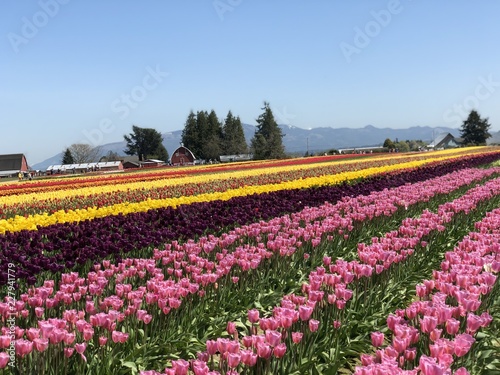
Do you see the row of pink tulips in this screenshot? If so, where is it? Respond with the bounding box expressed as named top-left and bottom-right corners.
top-left (137, 177), bottom-right (500, 373)
top-left (1, 168), bottom-right (498, 372)
top-left (354, 206), bottom-right (500, 375)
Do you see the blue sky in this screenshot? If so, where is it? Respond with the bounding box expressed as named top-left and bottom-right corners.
top-left (1, 0), bottom-right (500, 164)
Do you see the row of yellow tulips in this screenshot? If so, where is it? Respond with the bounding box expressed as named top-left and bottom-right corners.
top-left (0, 148), bottom-right (486, 207)
top-left (0, 149), bottom-right (490, 234)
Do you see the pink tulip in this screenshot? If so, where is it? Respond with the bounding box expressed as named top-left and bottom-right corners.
top-left (360, 353), bottom-right (374, 366)
top-left (226, 321), bottom-right (236, 335)
top-left (437, 352), bottom-right (453, 368)
top-left (419, 355), bottom-right (445, 375)
top-left (227, 352), bottom-right (241, 368)
top-left (75, 342), bottom-right (86, 354)
top-left (309, 319), bottom-right (320, 332)
top-left (292, 331), bottom-right (303, 344)
top-left (420, 316), bottom-right (438, 333)
top-left (387, 314), bottom-right (400, 331)
top-left (265, 330), bottom-right (281, 347)
top-left (38, 321), bottom-right (55, 339)
top-left (336, 299), bottom-right (346, 310)
top-left (241, 336), bottom-right (253, 348)
top-left (0, 335), bottom-right (11, 349)
top-left (256, 342), bottom-right (271, 359)
top-left (217, 338), bottom-right (232, 354)
top-left (206, 340), bottom-right (218, 355)
top-left (429, 328), bottom-right (442, 342)
top-left (392, 337), bottom-right (407, 353)
top-left (240, 349), bottom-right (257, 366)
top-left (111, 331), bottom-right (129, 344)
top-left (371, 331), bottom-right (384, 347)
top-left (227, 340), bottom-right (239, 354)
top-left (64, 347), bottom-right (74, 358)
top-left (0, 352), bottom-right (10, 369)
top-left (192, 361), bottom-right (209, 375)
top-left (298, 305), bottom-right (313, 321)
top-left (248, 309), bottom-right (260, 324)
top-left (83, 327), bottom-right (94, 341)
top-left (15, 339), bottom-right (33, 357)
top-left (445, 318), bottom-right (460, 336)
top-left (404, 347), bottom-right (416, 361)
top-left (466, 313), bottom-right (482, 334)
top-left (49, 328), bottom-right (67, 344)
top-left (273, 343), bottom-right (287, 358)
top-left (33, 338), bottom-right (49, 352)
top-left (453, 334), bottom-right (475, 357)
top-left (172, 359), bottom-right (189, 375)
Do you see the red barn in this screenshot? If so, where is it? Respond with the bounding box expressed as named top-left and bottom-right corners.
top-left (170, 146), bottom-right (196, 166)
top-left (0, 153), bottom-right (29, 177)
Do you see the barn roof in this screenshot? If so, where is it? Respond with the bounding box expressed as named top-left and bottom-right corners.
top-left (427, 133), bottom-right (459, 148)
top-left (0, 154), bottom-right (26, 172)
top-left (171, 146), bottom-right (196, 159)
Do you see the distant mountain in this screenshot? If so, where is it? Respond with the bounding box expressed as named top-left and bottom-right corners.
top-left (487, 130), bottom-right (500, 145)
top-left (31, 124), bottom-right (460, 171)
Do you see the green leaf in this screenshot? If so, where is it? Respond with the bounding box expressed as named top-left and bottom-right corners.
top-left (122, 361), bottom-right (137, 370)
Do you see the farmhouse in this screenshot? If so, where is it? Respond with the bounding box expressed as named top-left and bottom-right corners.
top-left (170, 146), bottom-right (196, 166)
top-left (0, 153), bottom-right (29, 177)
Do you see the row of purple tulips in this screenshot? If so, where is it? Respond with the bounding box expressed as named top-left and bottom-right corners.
top-left (2, 152), bottom-right (499, 286)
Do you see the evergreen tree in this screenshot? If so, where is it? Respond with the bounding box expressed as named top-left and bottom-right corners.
top-left (250, 102), bottom-right (286, 160)
top-left (181, 111), bottom-right (199, 157)
top-left (222, 111), bottom-right (248, 155)
top-left (195, 111), bottom-right (209, 159)
top-left (203, 110), bottom-right (223, 161)
top-left (153, 144), bottom-right (169, 162)
top-left (124, 125), bottom-right (165, 161)
top-left (62, 148), bottom-right (74, 164)
top-left (460, 110), bottom-right (491, 145)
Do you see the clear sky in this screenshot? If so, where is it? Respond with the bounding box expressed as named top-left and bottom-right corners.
top-left (1, 0), bottom-right (500, 164)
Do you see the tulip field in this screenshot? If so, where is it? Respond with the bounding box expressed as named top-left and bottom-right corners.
top-left (1, 148), bottom-right (500, 375)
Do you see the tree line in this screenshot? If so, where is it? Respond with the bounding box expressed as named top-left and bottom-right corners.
top-left (61, 108), bottom-right (492, 165)
top-left (180, 102), bottom-right (286, 161)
